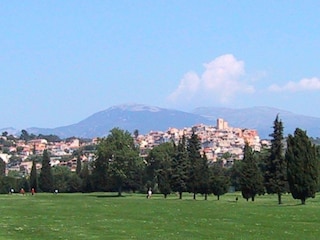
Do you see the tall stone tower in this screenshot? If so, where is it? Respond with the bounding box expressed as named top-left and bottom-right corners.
top-left (217, 118), bottom-right (229, 130)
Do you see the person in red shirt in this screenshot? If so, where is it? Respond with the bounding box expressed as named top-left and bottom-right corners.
top-left (20, 188), bottom-right (25, 195)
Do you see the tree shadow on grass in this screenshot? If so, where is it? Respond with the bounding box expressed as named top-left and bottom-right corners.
top-left (96, 195), bottom-right (126, 198)
top-left (278, 202), bottom-right (307, 207)
top-left (86, 194), bottom-right (128, 198)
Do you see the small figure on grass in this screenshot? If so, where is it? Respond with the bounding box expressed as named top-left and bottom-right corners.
top-left (20, 188), bottom-right (25, 195)
top-left (31, 188), bottom-right (35, 195)
top-left (147, 188), bottom-right (152, 199)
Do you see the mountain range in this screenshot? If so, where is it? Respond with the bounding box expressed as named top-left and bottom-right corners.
top-left (1, 104), bottom-right (320, 139)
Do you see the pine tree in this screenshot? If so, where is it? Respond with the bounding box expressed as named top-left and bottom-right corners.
top-left (171, 135), bottom-right (189, 199)
top-left (187, 131), bottom-right (202, 200)
top-left (229, 160), bottom-right (243, 191)
top-left (198, 153), bottom-right (211, 200)
top-left (92, 138), bottom-right (109, 191)
top-left (29, 160), bottom-right (38, 192)
top-left (239, 143), bottom-right (264, 201)
top-left (0, 158), bottom-right (5, 177)
top-left (210, 161), bottom-right (230, 200)
top-left (76, 154), bottom-right (82, 175)
top-left (264, 115), bottom-right (287, 204)
top-left (286, 128), bottom-right (319, 204)
top-left (156, 153), bottom-right (172, 198)
top-left (39, 149), bottom-right (53, 192)
top-left (146, 142), bottom-right (174, 198)
top-left (80, 162), bottom-right (92, 192)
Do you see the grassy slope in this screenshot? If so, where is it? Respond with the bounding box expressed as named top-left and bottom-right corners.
top-left (0, 192), bottom-right (319, 240)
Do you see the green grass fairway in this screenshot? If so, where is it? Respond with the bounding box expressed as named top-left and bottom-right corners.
top-left (0, 192), bottom-right (319, 239)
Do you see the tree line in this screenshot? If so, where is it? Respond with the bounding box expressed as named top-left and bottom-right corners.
top-left (234, 115), bottom-right (319, 204)
top-left (0, 116), bottom-right (319, 204)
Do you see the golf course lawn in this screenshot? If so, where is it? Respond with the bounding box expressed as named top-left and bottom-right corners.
top-left (0, 192), bottom-right (319, 239)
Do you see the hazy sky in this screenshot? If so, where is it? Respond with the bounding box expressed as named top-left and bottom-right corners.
top-left (1, 1), bottom-right (320, 129)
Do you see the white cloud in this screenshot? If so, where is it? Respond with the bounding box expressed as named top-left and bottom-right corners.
top-left (167, 71), bottom-right (200, 101)
top-left (268, 77), bottom-right (320, 92)
top-left (168, 54), bottom-right (254, 104)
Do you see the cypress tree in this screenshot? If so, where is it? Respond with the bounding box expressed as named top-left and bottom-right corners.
top-left (198, 153), bottom-right (211, 200)
top-left (187, 131), bottom-right (202, 200)
top-left (229, 160), bottom-right (243, 191)
top-left (29, 160), bottom-right (38, 192)
top-left (171, 135), bottom-right (189, 199)
top-left (286, 128), bottom-right (319, 204)
top-left (264, 115), bottom-right (287, 204)
top-left (210, 161), bottom-right (230, 200)
top-left (147, 142), bottom-right (174, 198)
top-left (0, 158), bottom-right (5, 177)
top-left (156, 152), bottom-right (172, 198)
top-left (239, 143), bottom-right (264, 201)
top-left (80, 162), bottom-right (92, 192)
top-left (39, 149), bottom-right (53, 192)
top-left (76, 154), bottom-right (82, 175)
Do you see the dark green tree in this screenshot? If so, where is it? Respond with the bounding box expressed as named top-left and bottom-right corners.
top-left (125, 154), bottom-right (144, 193)
top-left (29, 160), bottom-right (38, 192)
top-left (20, 129), bottom-right (30, 142)
top-left (52, 166), bottom-right (72, 192)
top-left (171, 135), bottom-right (189, 199)
top-left (68, 174), bottom-right (82, 193)
top-left (187, 131), bottom-right (202, 200)
top-left (156, 154), bottom-right (172, 198)
top-left (239, 143), bottom-right (264, 201)
top-left (76, 154), bottom-right (82, 175)
top-left (145, 145), bottom-right (164, 188)
top-left (229, 160), bottom-right (243, 191)
top-left (210, 162), bottom-right (230, 200)
top-left (0, 176), bottom-right (18, 194)
top-left (37, 134), bottom-right (61, 142)
top-left (264, 115), bottom-right (287, 204)
top-left (0, 158), bottom-right (6, 177)
top-left (94, 128), bottom-right (142, 196)
top-left (133, 129), bottom-right (139, 139)
top-left (92, 138), bottom-right (109, 191)
top-left (286, 128), bottom-right (319, 204)
top-left (80, 162), bottom-right (92, 192)
top-left (146, 142), bottom-right (174, 195)
top-left (20, 177), bottom-right (30, 192)
top-left (39, 149), bottom-right (53, 192)
top-left (198, 153), bottom-right (211, 200)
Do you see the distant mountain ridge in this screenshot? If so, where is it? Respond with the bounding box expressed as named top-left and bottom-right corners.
top-left (25, 104), bottom-right (214, 138)
top-left (1, 104), bottom-right (320, 139)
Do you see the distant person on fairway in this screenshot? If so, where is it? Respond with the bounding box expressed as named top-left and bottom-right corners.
top-left (147, 188), bottom-right (152, 199)
top-left (20, 188), bottom-right (25, 195)
top-left (31, 188), bottom-right (35, 195)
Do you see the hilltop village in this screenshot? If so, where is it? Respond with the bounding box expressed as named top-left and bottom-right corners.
top-left (0, 118), bottom-right (269, 176)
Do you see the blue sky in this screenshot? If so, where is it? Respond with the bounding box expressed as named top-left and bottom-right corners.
top-left (1, 1), bottom-right (320, 129)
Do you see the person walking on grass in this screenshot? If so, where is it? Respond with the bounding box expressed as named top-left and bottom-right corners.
top-left (147, 188), bottom-right (152, 199)
top-left (20, 188), bottom-right (25, 195)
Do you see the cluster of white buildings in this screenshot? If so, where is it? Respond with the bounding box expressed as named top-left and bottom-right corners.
top-left (0, 137), bottom-right (96, 176)
top-left (136, 118), bottom-right (270, 165)
top-left (0, 118), bottom-right (270, 176)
